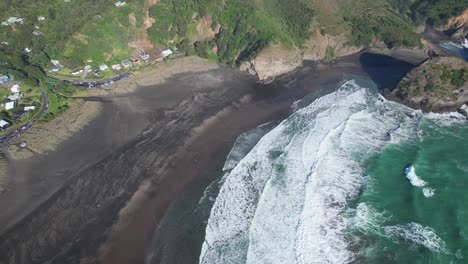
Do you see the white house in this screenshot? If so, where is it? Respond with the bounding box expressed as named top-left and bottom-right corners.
top-left (71, 69), bottom-right (83, 75)
top-left (0, 120), bottom-right (10, 129)
top-left (5, 17), bottom-right (24, 25)
top-left (10, 84), bottom-right (20, 93)
top-left (85, 65), bottom-right (92, 72)
top-left (162, 49), bottom-right (173, 58)
top-left (5, 101), bottom-right (15, 110)
top-left (99, 64), bottom-right (109, 71)
top-left (24, 105), bottom-right (36, 111)
top-left (24, 48), bottom-right (31, 53)
top-left (111, 64), bottom-right (122, 71)
top-left (115, 1), bottom-right (126, 7)
top-left (38, 16), bottom-right (46, 21)
top-left (0, 75), bottom-right (9, 84)
top-left (51, 60), bottom-right (60, 66)
top-left (8, 93), bottom-right (22, 101)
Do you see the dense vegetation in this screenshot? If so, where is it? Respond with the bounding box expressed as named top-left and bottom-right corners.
top-left (344, 12), bottom-right (421, 48)
top-left (387, 0), bottom-right (468, 26)
top-left (0, 0), bottom-right (466, 82)
top-left (0, 0), bottom-right (142, 83)
top-left (148, 0), bottom-right (314, 66)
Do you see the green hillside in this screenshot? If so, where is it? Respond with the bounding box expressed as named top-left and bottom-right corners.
top-left (0, 0), bottom-right (466, 83)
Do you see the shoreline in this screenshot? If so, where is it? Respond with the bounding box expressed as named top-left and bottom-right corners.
top-left (0, 50), bottom-right (425, 264)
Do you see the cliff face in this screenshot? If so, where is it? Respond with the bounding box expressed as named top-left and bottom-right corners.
top-left (239, 33), bottom-right (363, 83)
top-left (441, 9), bottom-right (468, 38)
top-left (240, 45), bottom-right (303, 83)
top-left (390, 56), bottom-right (468, 112)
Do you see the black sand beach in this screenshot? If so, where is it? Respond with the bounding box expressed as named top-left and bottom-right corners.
top-left (0, 52), bottom-right (425, 264)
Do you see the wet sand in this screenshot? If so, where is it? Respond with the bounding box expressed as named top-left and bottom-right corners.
top-left (0, 52), bottom-right (423, 264)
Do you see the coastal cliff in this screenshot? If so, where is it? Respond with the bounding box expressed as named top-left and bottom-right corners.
top-left (239, 45), bottom-right (303, 84)
top-left (388, 56), bottom-right (468, 113)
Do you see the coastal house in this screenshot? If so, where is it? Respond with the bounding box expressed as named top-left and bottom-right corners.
top-left (85, 65), bottom-right (92, 72)
top-left (111, 64), bottom-right (122, 71)
top-left (37, 16), bottom-right (45, 21)
top-left (5, 101), bottom-right (15, 110)
top-left (52, 65), bottom-right (60, 72)
top-left (24, 105), bottom-right (36, 111)
top-left (8, 93), bottom-right (22, 101)
top-left (10, 84), bottom-right (20, 93)
top-left (51, 60), bottom-right (60, 66)
top-left (3, 17), bottom-right (24, 25)
top-left (24, 48), bottom-right (31, 53)
top-left (115, 1), bottom-right (126, 7)
top-left (32, 30), bottom-right (43, 36)
top-left (139, 50), bottom-right (150, 60)
top-left (100, 64), bottom-right (109, 71)
top-left (0, 120), bottom-right (10, 130)
top-left (121, 59), bottom-right (132, 68)
top-left (71, 69), bottom-right (83, 75)
top-left (0, 75), bottom-right (9, 84)
top-left (162, 49), bottom-right (173, 58)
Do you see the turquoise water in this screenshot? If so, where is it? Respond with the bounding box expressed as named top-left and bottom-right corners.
top-left (354, 122), bottom-right (468, 263)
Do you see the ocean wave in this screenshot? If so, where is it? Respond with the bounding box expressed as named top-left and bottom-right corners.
top-left (200, 80), bottom-right (423, 264)
top-left (404, 166), bottom-right (427, 187)
top-left (384, 223), bottom-right (449, 254)
top-left (422, 187), bottom-right (435, 197)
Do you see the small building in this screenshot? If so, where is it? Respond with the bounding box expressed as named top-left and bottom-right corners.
top-left (71, 69), bottom-right (83, 75)
top-left (51, 60), bottom-right (60, 66)
top-left (8, 93), bottom-right (22, 101)
top-left (121, 59), bottom-right (132, 68)
top-left (33, 30), bottom-right (43, 36)
top-left (94, 70), bottom-right (101, 77)
top-left (5, 17), bottom-right (24, 25)
top-left (99, 64), bottom-right (109, 71)
top-left (10, 84), bottom-right (20, 93)
top-left (139, 50), bottom-right (150, 60)
top-left (5, 101), bottom-right (15, 110)
top-left (111, 64), bottom-right (122, 71)
top-left (162, 49), bottom-right (173, 58)
top-left (84, 65), bottom-right (92, 72)
top-left (52, 65), bottom-right (60, 72)
top-left (37, 16), bottom-right (46, 21)
top-left (0, 75), bottom-right (10, 84)
top-left (115, 1), bottom-right (126, 7)
top-left (0, 119), bottom-right (10, 130)
top-left (1, 42), bottom-right (8, 46)
top-left (24, 105), bottom-right (36, 111)
top-left (24, 48), bottom-right (31, 53)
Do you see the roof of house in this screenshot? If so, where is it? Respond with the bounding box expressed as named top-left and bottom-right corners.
top-left (10, 84), bottom-right (20, 93)
top-left (0, 119), bottom-right (10, 127)
top-left (5, 101), bottom-right (15, 110)
top-left (8, 93), bottom-right (22, 101)
top-left (162, 49), bottom-right (173, 57)
top-left (24, 105), bottom-right (36, 111)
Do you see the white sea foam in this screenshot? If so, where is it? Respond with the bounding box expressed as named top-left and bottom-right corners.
top-left (405, 166), bottom-right (427, 187)
top-left (200, 80), bottom-right (426, 264)
top-left (384, 223), bottom-right (448, 253)
top-left (423, 187), bottom-right (435, 197)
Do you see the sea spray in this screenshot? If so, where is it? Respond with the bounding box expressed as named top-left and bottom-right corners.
top-left (200, 80), bottom-right (424, 263)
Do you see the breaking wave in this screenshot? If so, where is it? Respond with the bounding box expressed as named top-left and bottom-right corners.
top-left (199, 79), bottom-right (457, 263)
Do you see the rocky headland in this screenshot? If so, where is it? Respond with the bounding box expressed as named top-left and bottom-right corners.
top-left (387, 56), bottom-right (467, 113)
